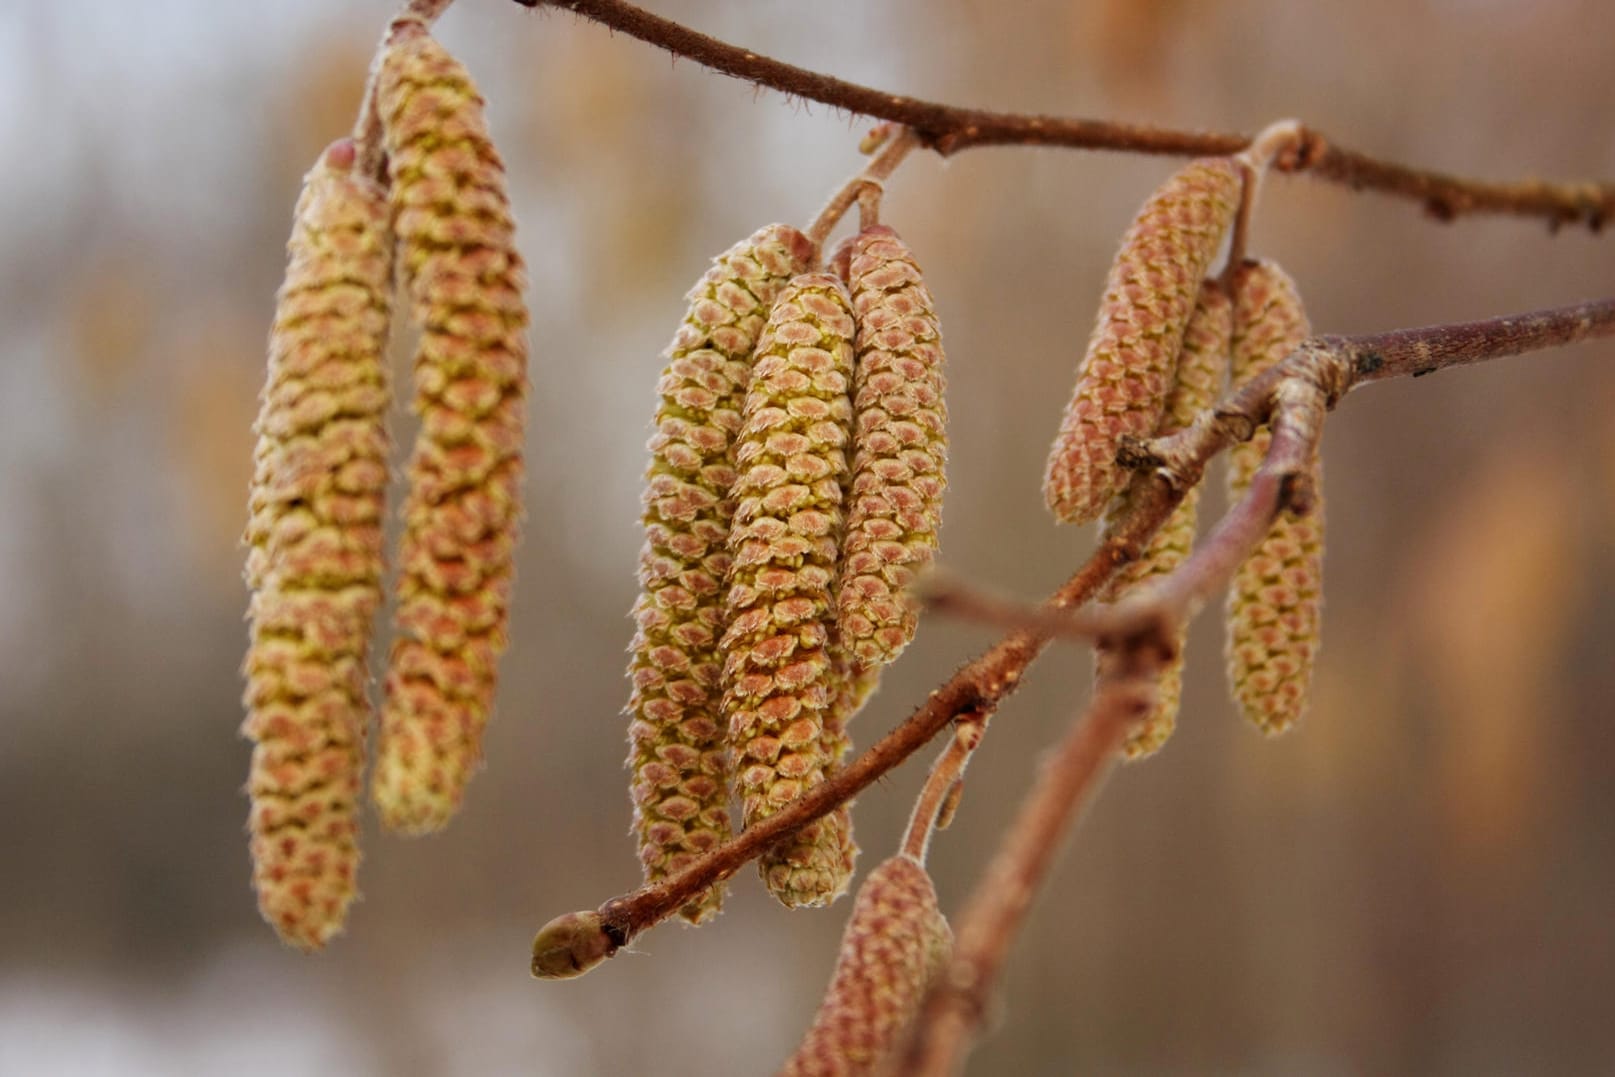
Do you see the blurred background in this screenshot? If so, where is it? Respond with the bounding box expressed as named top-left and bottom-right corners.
top-left (2, 1), bottom-right (1613, 1073)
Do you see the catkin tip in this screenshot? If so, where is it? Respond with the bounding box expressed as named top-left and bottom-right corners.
top-left (243, 135), bottom-right (394, 950)
top-left (627, 223), bottom-right (818, 920)
top-left (837, 225), bottom-right (949, 671)
top-left (719, 272), bottom-right (860, 908)
top-left (1044, 157), bottom-right (1241, 526)
top-left (1225, 259), bottom-right (1324, 735)
top-left (779, 854), bottom-right (952, 1075)
top-left (371, 27), bottom-right (529, 831)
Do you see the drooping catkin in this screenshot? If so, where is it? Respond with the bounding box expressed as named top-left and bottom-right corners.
top-left (721, 272), bottom-right (858, 908)
top-left (628, 223), bottom-right (815, 923)
top-left (837, 225), bottom-right (948, 671)
top-left (242, 137), bottom-right (393, 950)
top-left (1225, 259), bottom-right (1323, 735)
top-left (370, 20), bottom-right (530, 833)
top-left (778, 854), bottom-right (953, 1077)
top-left (1043, 158), bottom-right (1241, 526)
top-left (1096, 281), bottom-right (1233, 758)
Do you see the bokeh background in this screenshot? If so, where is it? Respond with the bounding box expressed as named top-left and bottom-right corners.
top-left (3, 1), bottom-right (1613, 1073)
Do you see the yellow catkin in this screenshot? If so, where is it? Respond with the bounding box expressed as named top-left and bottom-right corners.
top-left (242, 137), bottom-right (393, 950)
top-left (370, 21), bottom-right (530, 833)
top-left (1096, 281), bottom-right (1233, 758)
top-left (1225, 259), bottom-right (1324, 734)
top-left (779, 854), bottom-right (953, 1077)
top-left (1043, 158), bottom-right (1241, 526)
top-left (628, 223), bottom-right (815, 923)
top-left (837, 225), bottom-right (948, 671)
top-left (721, 272), bottom-right (858, 908)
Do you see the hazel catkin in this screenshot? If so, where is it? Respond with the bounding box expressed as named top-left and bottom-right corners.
top-left (1096, 281), bottom-right (1233, 758)
top-left (1043, 157), bottom-right (1241, 526)
top-left (370, 20), bottom-right (531, 833)
top-left (721, 272), bottom-right (858, 908)
top-left (1225, 259), bottom-right (1324, 735)
top-left (837, 225), bottom-right (948, 671)
top-left (628, 223), bottom-right (816, 923)
top-left (242, 137), bottom-right (393, 950)
top-left (779, 854), bottom-right (953, 1077)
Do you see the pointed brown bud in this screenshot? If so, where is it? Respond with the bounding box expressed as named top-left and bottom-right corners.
top-left (779, 854), bottom-right (953, 1076)
top-left (837, 226), bottom-right (948, 670)
top-left (720, 272), bottom-right (858, 908)
top-left (1225, 260), bottom-right (1324, 735)
top-left (628, 223), bottom-right (816, 922)
top-left (370, 23), bottom-right (530, 833)
top-left (243, 138), bottom-right (393, 950)
top-left (1044, 158), bottom-right (1241, 525)
top-left (1097, 282), bottom-right (1233, 758)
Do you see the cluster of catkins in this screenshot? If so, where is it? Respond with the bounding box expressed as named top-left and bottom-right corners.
top-left (243, 17), bottom-right (528, 950)
top-left (1043, 157), bottom-right (1325, 756)
top-left (628, 221), bottom-right (949, 917)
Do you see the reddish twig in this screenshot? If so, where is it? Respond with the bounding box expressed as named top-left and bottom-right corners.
top-left (515, 0), bottom-right (1614, 230)
top-left (804, 125), bottom-right (920, 251)
top-left (899, 663), bottom-right (1158, 1076)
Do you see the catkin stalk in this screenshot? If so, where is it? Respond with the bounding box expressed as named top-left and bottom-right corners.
top-left (1095, 281), bottom-right (1233, 758)
top-left (1225, 259), bottom-right (1324, 734)
top-left (837, 225), bottom-right (948, 671)
top-left (371, 20), bottom-right (531, 832)
top-left (722, 272), bottom-right (858, 908)
top-left (778, 854), bottom-right (953, 1076)
top-left (242, 137), bottom-right (393, 950)
top-left (628, 223), bottom-right (815, 923)
top-left (1043, 158), bottom-right (1241, 526)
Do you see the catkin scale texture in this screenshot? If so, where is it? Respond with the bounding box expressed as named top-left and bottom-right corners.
top-left (628, 223), bottom-right (815, 923)
top-left (838, 226), bottom-right (948, 670)
top-left (721, 273), bottom-right (859, 908)
top-left (243, 138), bottom-right (392, 950)
top-left (371, 23), bottom-right (530, 833)
top-left (779, 855), bottom-right (953, 1076)
top-left (1226, 260), bottom-right (1324, 735)
top-left (1043, 158), bottom-right (1241, 525)
top-left (1097, 282), bottom-right (1232, 758)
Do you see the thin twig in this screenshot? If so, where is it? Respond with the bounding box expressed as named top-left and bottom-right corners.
top-left (804, 126), bottom-right (920, 251)
top-left (899, 664), bottom-right (1158, 1076)
top-left (901, 711), bottom-right (986, 864)
top-left (520, 0), bottom-right (1614, 230)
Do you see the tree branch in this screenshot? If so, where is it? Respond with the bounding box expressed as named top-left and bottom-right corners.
top-left (530, 477), bottom-right (1190, 979)
top-left (518, 0), bottom-right (1615, 231)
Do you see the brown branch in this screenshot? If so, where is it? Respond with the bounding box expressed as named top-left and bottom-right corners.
top-left (518, 0), bottom-right (1614, 231)
top-left (530, 477), bottom-right (1190, 979)
top-left (899, 660), bottom-right (1158, 1076)
top-left (1337, 296), bottom-right (1615, 386)
top-left (934, 294), bottom-right (1615, 651)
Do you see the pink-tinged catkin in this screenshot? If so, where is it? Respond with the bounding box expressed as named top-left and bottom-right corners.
top-left (242, 137), bottom-right (393, 950)
top-left (721, 273), bottom-right (858, 908)
top-left (370, 21), bottom-right (530, 833)
top-left (628, 223), bottom-right (815, 923)
top-left (1097, 282), bottom-right (1233, 758)
top-left (1225, 259), bottom-right (1323, 735)
top-left (1043, 158), bottom-right (1241, 526)
top-left (837, 226), bottom-right (948, 671)
top-left (779, 854), bottom-right (953, 1077)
